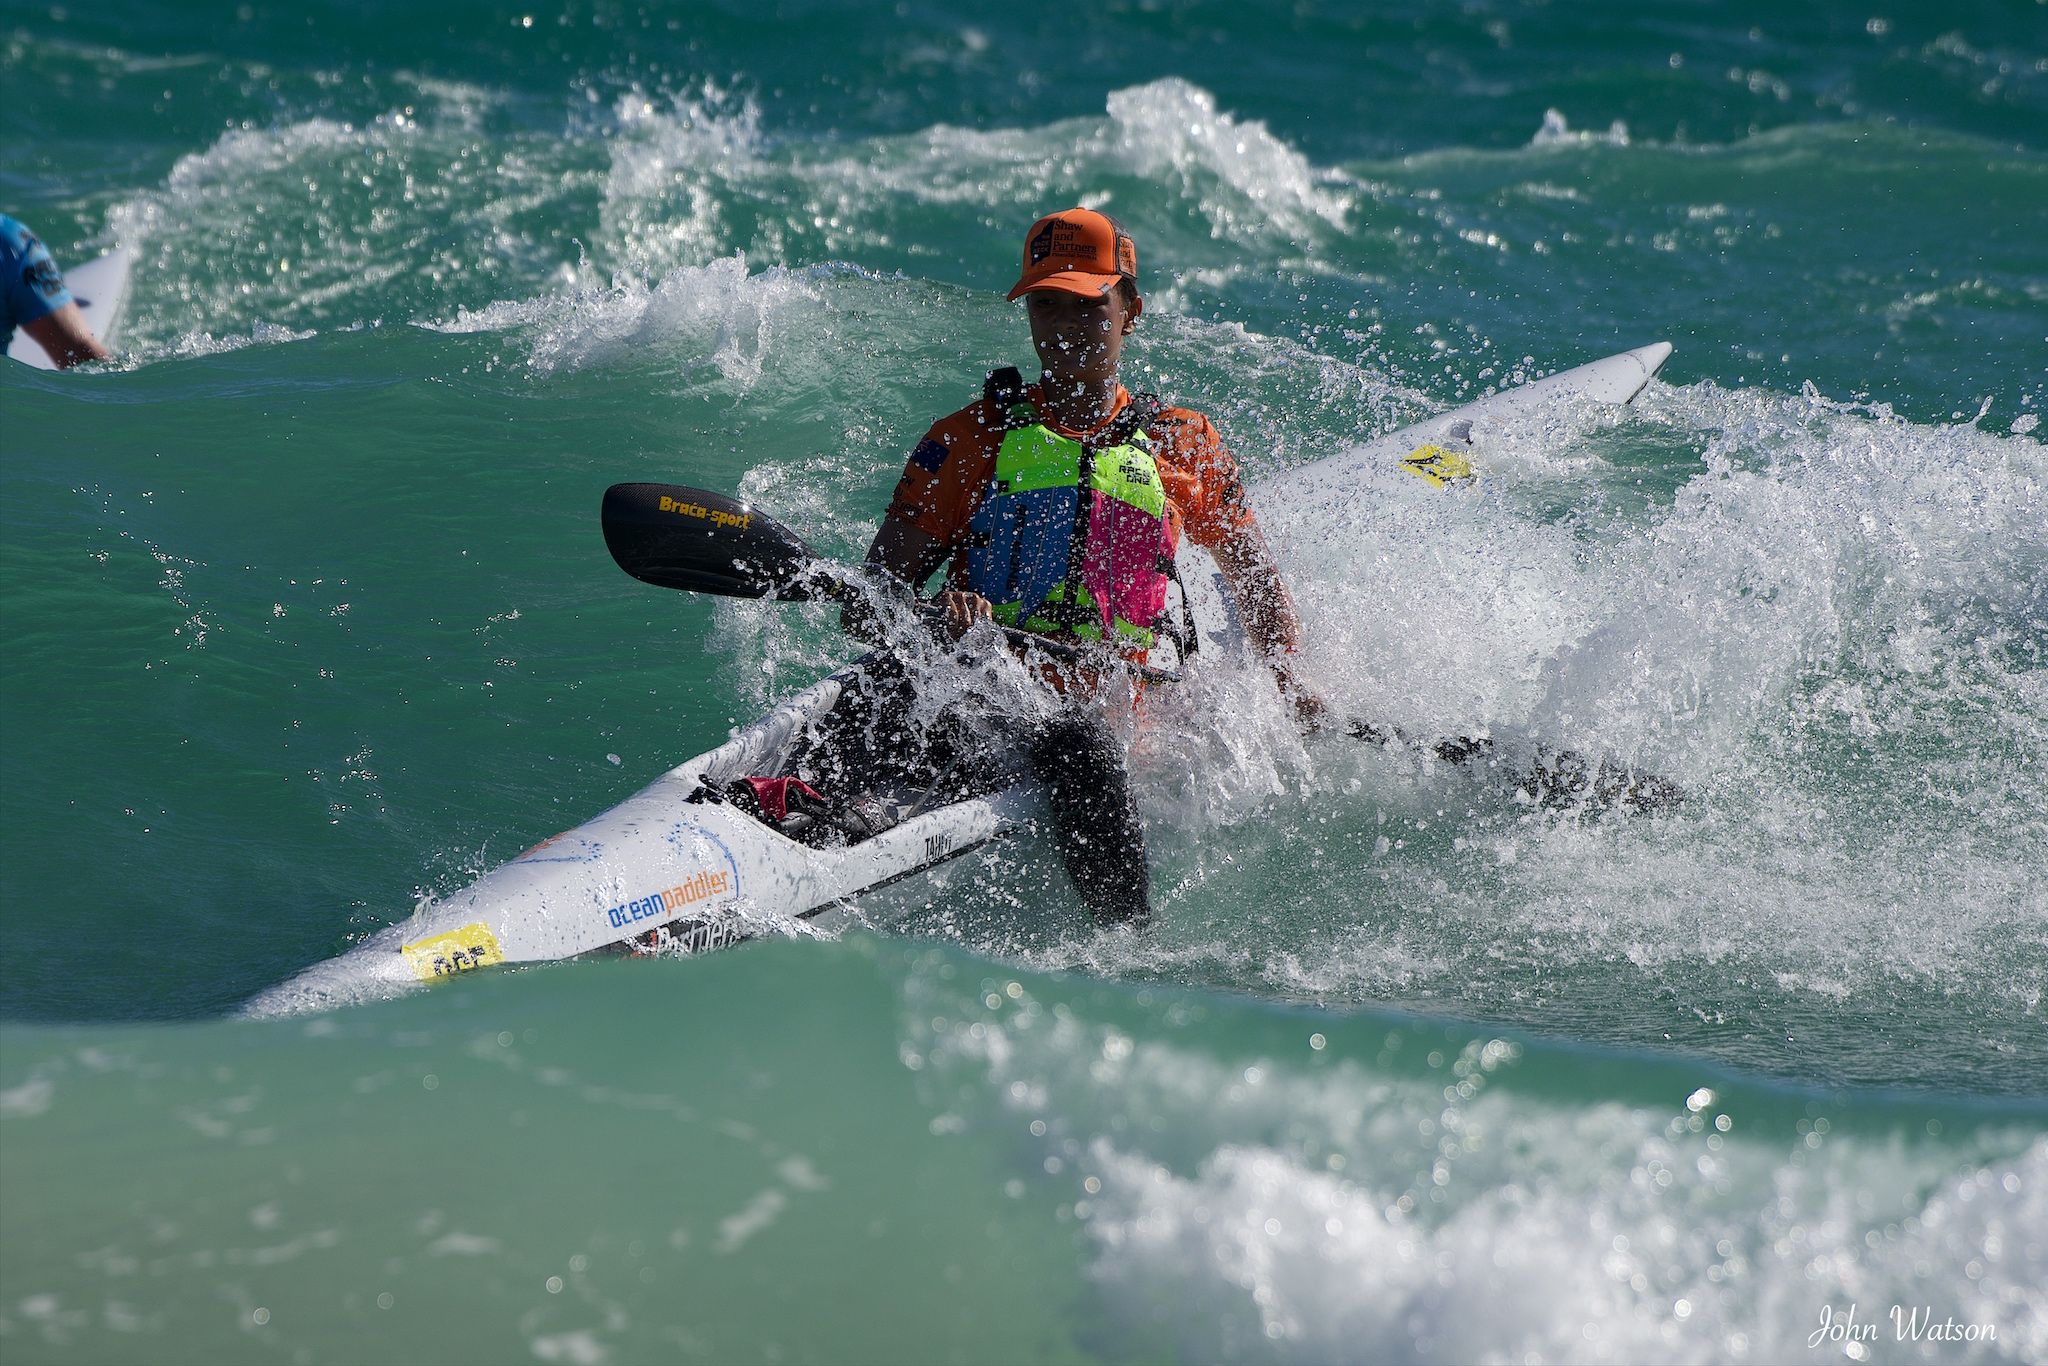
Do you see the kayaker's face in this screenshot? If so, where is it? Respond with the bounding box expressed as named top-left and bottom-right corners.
top-left (1026, 287), bottom-right (1139, 385)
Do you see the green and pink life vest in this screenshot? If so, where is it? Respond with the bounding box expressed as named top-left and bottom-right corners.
top-left (962, 371), bottom-right (1181, 651)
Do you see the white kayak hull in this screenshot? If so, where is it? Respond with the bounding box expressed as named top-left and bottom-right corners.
top-left (246, 341), bottom-right (1671, 1016)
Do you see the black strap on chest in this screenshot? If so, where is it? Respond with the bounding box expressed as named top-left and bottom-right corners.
top-left (1095, 391), bottom-right (1162, 450)
top-left (982, 367), bottom-right (1162, 449)
top-left (984, 366), bottom-right (1031, 429)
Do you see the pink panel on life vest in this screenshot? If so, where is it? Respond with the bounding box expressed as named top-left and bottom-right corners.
top-left (1078, 490), bottom-right (1173, 635)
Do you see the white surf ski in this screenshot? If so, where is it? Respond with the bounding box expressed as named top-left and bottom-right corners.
top-left (245, 341), bottom-right (1671, 1016)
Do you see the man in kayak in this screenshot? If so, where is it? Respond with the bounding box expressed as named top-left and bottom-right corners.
top-left (2, 215), bottom-right (111, 368)
top-left (804, 207), bottom-right (1316, 926)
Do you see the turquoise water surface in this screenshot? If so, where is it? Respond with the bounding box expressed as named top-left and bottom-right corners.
top-left (3, 2), bottom-right (2044, 1361)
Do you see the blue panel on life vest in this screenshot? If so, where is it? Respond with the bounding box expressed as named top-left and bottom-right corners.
top-left (966, 483), bottom-right (1078, 615)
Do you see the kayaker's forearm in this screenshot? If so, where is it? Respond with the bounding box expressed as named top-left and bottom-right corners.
top-left (843, 517), bottom-right (950, 637)
top-left (1211, 527), bottom-right (1301, 659)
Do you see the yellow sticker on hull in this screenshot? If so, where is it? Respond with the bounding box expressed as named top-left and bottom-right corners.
top-left (1401, 443), bottom-right (1475, 488)
top-left (402, 922), bottom-right (505, 982)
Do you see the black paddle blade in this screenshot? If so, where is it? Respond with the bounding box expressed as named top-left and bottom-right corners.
top-left (601, 483), bottom-right (833, 601)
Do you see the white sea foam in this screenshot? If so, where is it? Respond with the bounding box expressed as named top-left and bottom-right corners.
top-left (890, 372), bottom-right (2047, 1086)
top-left (429, 254), bottom-right (823, 382)
top-left (1078, 1124), bottom-right (2045, 1363)
top-left (1273, 374), bottom-right (2046, 814)
top-left (0, 1077), bottom-right (56, 1119)
top-left (1104, 78), bottom-right (1351, 238)
top-left (902, 967), bottom-right (2048, 1363)
top-left (586, 76), bottom-right (1353, 283)
top-left (104, 96), bottom-right (601, 346)
top-left (1532, 108), bottom-right (1633, 148)
top-left (144, 321), bottom-right (318, 361)
top-left (91, 75), bottom-right (1384, 359)
top-left (599, 85), bottom-right (764, 278)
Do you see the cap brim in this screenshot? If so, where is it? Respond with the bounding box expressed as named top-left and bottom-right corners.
top-left (1007, 271), bottom-right (1122, 302)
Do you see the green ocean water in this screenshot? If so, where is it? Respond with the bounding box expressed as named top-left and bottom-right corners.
top-left (3, 1), bottom-right (2045, 1361)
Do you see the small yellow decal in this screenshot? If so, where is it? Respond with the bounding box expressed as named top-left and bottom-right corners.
top-left (1401, 444), bottom-right (1475, 488)
top-left (402, 922), bottom-right (505, 982)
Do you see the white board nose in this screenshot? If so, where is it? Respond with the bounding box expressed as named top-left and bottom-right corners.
top-left (1630, 341), bottom-right (1674, 380)
top-left (1562, 342), bottom-right (1672, 404)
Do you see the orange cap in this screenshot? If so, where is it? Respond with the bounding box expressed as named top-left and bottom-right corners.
top-left (1006, 208), bottom-right (1137, 301)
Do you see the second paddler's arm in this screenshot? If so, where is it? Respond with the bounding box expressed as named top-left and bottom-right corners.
top-left (21, 301), bottom-right (110, 368)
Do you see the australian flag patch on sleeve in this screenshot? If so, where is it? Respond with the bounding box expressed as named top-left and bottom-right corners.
top-left (909, 438), bottom-right (948, 473)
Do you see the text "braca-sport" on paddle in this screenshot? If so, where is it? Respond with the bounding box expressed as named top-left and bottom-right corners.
top-left (657, 495), bottom-right (752, 531)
